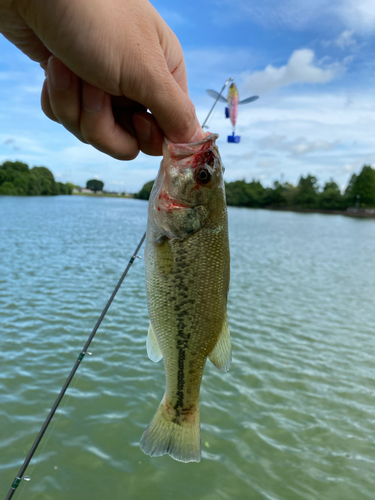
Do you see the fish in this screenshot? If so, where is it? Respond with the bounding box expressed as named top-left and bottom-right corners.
top-left (140, 132), bottom-right (231, 463)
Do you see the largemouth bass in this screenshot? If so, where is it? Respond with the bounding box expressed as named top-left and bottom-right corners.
top-left (140, 133), bottom-right (231, 463)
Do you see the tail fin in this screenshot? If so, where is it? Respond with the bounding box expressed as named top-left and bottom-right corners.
top-left (140, 397), bottom-right (201, 463)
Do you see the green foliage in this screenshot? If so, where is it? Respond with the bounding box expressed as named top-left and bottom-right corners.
top-left (319, 180), bottom-right (346, 210)
top-left (134, 180), bottom-right (155, 200)
top-left (0, 161), bottom-right (30, 195)
top-left (57, 182), bottom-right (72, 195)
top-left (262, 181), bottom-right (287, 207)
top-left (97, 164), bottom-right (375, 212)
top-left (292, 175), bottom-right (319, 208)
top-left (0, 160), bottom-right (72, 196)
top-left (225, 180), bottom-right (265, 207)
top-left (345, 165), bottom-right (375, 207)
top-left (282, 183), bottom-right (298, 207)
top-left (65, 183), bottom-right (77, 193)
top-left (0, 181), bottom-right (17, 195)
top-left (86, 179), bottom-right (104, 192)
top-left (31, 166), bottom-right (59, 195)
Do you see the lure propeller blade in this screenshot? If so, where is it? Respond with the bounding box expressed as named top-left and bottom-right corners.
top-left (238, 95), bottom-right (259, 105)
top-left (206, 89), bottom-right (227, 103)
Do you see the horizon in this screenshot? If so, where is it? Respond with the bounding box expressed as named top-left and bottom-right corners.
top-left (1, 0), bottom-right (375, 193)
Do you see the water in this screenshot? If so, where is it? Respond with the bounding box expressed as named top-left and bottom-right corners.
top-left (1, 195), bottom-right (375, 500)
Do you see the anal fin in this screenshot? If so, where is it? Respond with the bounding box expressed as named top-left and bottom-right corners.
top-left (208, 316), bottom-right (231, 372)
top-left (147, 322), bottom-right (163, 362)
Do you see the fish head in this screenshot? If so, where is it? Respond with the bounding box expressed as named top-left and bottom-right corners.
top-left (150, 133), bottom-right (225, 240)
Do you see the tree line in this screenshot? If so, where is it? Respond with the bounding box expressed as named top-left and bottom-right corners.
top-left (134, 165), bottom-right (375, 210)
top-left (0, 161), bottom-right (74, 196)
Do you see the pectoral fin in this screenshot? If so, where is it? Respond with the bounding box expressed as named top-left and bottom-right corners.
top-left (147, 322), bottom-right (163, 362)
top-left (208, 316), bottom-right (232, 372)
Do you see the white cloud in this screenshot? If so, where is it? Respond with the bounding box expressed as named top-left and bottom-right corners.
top-left (335, 30), bottom-right (357, 49)
top-left (257, 134), bottom-right (340, 156)
top-left (256, 159), bottom-right (279, 168)
top-left (0, 133), bottom-right (48, 155)
top-left (322, 30), bottom-right (360, 50)
top-left (195, 87), bottom-right (375, 188)
top-left (340, 0), bottom-right (375, 33)
top-left (242, 49), bottom-right (340, 94)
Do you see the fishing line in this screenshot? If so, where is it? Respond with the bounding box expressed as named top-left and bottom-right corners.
top-left (5, 79), bottom-right (231, 500)
top-left (201, 77), bottom-right (233, 130)
top-left (5, 232), bottom-right (146, 500)
top-left (16, 336), bottom-right (96, 500)
top-left (15, 371), bottom-right (83, 500)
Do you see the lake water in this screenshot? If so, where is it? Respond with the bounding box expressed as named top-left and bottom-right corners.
top-left (1, 195), bottom-right (375, 500)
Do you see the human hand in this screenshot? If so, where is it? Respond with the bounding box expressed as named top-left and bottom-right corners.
top-left (0, 0), bottom-right (204, 159)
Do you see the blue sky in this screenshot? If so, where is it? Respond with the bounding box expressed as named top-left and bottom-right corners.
top-left (1, 0), bottom-right (375, 192)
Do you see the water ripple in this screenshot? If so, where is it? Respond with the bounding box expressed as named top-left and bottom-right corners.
top-left (1, 198), bottom-right (375, 499)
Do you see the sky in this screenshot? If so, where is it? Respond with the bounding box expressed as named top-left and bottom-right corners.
top-left (1, 0), bottom-right (375, 193)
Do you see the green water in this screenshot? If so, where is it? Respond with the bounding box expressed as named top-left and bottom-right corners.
top-left (1, 196), bottom-right (375, 500)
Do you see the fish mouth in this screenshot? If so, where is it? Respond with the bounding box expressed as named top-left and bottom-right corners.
top-left (166, 133), bottom-right (219, 160)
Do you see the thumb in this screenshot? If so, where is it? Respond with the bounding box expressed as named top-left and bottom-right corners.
top-left (144, 76), bottom-right (204, 144)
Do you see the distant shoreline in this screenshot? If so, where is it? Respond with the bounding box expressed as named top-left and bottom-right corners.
top-left (264, 206), bottom-right (375, 218)
top-left (72, 192), bottom-right (133, 199)
top-left (73, 192), bottom-right (375, 218)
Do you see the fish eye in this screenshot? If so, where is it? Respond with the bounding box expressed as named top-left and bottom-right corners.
top-left (196, 168), bottom-right (212, 184)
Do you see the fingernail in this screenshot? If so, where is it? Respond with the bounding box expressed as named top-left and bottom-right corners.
top-left (82, 85), bottom-right (104, 113)
top-left (48, 55), bottom-right (72, 90)
top-left (133, 114), bottom-right (152, 140)
top-left (188, 124), bottom-right (205, 143)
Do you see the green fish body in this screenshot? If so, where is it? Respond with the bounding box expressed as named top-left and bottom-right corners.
top-left (140, 133), bottom-right (231, 463)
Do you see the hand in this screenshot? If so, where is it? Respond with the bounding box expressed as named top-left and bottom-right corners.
top-left (0, 0), bottom-right (204, 159)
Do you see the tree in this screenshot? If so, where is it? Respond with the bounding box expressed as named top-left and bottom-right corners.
top-left (345, 165), bottom-right (375, 207)
top-left (293, 175), bottom-right (319, 208)
top-left (0, 161), bottom-right (30, 195)
top-left (29, 166), bottom-right (59, 195)
top-left (318, 180), bottom-right (344, 210)
top-left (86, 179), bottom-right (104, 192)
top-left (263, 181), bottom-right (286, 207)
top-left (225, 180), bottom-right (249, 206)
top-left (0, 160), bottom-right (72, 196)
top-left (0, 181), bottom-right (17, 195)
top-left (134, 180), bottom-right (155, 200)
top-left (281, 182), bottom-right (298, 207)
top-left (225, 180), bottom-right (265, 207)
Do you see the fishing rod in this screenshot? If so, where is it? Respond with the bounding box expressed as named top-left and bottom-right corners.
top-left (5, 234), bottom-right (146, 500)
top-left (4, 79), bottom-right (231, 499)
